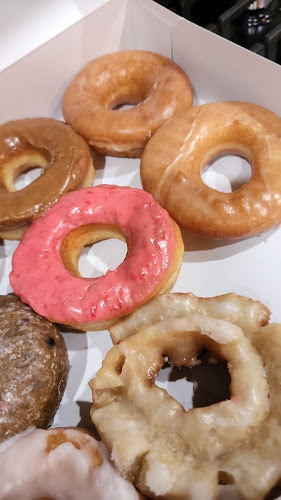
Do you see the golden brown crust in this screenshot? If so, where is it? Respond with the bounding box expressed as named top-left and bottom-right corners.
top-left (140, 101), bottom-right (281, 239)
top-left (63, 50), bottom-right (193, 157)
top-left (0, 117), bottom-right (95, 239)
top-left (0, 295), bottom-right (69, 443)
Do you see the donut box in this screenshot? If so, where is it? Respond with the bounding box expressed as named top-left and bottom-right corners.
top-left (1, 1), bottom-right (281, 498)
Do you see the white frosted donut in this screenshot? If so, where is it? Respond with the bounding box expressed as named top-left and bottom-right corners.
top-left (90, 293), bottom-right (281, 499)
top-left (140, 101), bottom-right (281, 239)
top-left (62, 50), bottom-right (193, 157)
top-left (0, 427), bottom-right (144, 500)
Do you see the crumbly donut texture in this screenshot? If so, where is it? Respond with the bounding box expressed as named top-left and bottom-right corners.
top-left (140, 101), bottom-right (281, 239)
top-left (62, 50), bottom-right (193, 157)
top-left (0, 427), bottom-right (144, 499)
top-left (90, 293), bottom-right (281, 500)
top-left (0, 295), bottom-right (69, 443)
top-left (10, 185), bottom-right (183, 331)
top-left (0, 117), bottom-right (95, 240)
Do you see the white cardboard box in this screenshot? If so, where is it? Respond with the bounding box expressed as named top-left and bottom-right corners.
top-left (1, 1), bottom-right (281, 497)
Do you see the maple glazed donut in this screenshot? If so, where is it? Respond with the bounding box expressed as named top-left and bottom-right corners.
top-left (10, 185), bottom-right (184, 331)
top-left (140, 101), bottom-right (281, 239)
top-left (0, 117), bottom-right (95, 240)
top-left (0, 294), bottom-right (69, 444)
top-left (90, 292), bottom-right (281, 499)
top-left (0, 427), bottom-right (145, 499)
top-left (62, 50), bottom-right (193, 157)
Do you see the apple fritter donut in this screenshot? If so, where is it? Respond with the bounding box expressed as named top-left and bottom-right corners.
top-left (90, 293), bottom-right (281, 500)
top-left (0, 294), bottom-right (69, 443)
top-left (140, 101), bottom-right (281, 239)
top-left (0, 117), bottom-right (95, 240)
top-left (62, 50), bottom-right (193, 157)
top-left (0, 427), bottom-right (145, 499)
top-left (10, 185), bottom-right (183, 331)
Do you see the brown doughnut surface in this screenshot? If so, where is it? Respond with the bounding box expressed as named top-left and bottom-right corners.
top-left (62, 50), bottom-right (193, 157)
top-left (0, 295), bottom-right (69, 443)
top-left (0, 117), bottom-right (95, 240)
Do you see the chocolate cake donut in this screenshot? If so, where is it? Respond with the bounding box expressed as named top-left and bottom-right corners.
top-left (0, 294), bottom-right (69, 443)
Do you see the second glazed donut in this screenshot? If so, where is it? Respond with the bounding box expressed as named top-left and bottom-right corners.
top-left (62, 50), bottom-right (193, 157)
top-left (10, 185), bottom-right (183, 331)
top-left (141, 101), bottom-right (281, 239)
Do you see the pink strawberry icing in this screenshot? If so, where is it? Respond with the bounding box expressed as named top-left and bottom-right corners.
top-left (10, 185), bottom-right (179, 327)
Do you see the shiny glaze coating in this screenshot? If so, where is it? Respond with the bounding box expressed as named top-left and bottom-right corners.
top-left (62, 50), bottom-right (193, 157)
top-left (91, 293), bottom-right (281, 499)
top-left (0, 295), bottom-right (69, 443)
top-left (0, 427), bottom-right (144, 499)
top-left (0, 117), bottom-right (95, 239)
top-left (109, 291), bottom-right (270, 344)
top-left (10, 185), bottom-right (183, 331)
top-left (141, 101), bottom-right (281, 239)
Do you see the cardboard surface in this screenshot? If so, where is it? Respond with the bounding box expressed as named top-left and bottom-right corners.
top-left (1, 1), bottom-right (281, 497)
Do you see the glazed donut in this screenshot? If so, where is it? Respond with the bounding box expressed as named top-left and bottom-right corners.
top-left (140, 101), bottom-right (281, 239)
top-left (90, 293), bottom-right (281, 499)
top-left (0, 117), bottom-right (95, 240)
top-left (10, 185), bottom-right (184, 331)
top-left (109, 291), bottom-right (270, 344)
top-left (0, 427), bottom-right (145, 499)
top-left (62, 50), bottom-right (193, 157)
top-left (0, 294), bottom-right (69, 443)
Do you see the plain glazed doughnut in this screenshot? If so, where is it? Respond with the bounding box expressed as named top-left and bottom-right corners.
top-left (10, 185), bottom-right (184, 331)
top-left (62, 50), bottom-right (193, 157)
top-left (0, 117), bottom-right (95, 240)
top-left (140, 101), bottom-right (281, 239)
top-left (90, 292), bottom-right (281, 499)
top-left (0, 427), bottom-right (145, 499)
top-left (0, 294), bottom-right (69, 444)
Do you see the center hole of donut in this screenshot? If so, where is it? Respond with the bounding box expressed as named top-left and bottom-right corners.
top-left (14, 166), bottom-right (42, 190)
top-left (78, 239), bottom-right (127, 278)
top-left (155, 359), bottom-right (230, 410)
top-left (112, 103), bottom-right (136, 111)
top-left (201, 154), bottom-right (252, 193)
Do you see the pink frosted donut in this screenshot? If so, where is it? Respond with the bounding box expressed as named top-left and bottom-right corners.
top-left (10, 185), bottom-right (183, 331)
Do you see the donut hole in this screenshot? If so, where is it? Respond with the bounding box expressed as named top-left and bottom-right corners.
top-left (60, 223), bottom-right (128, 279)
top-left (13, 166), bottom-right (43, 191)
top-left (110, 85), bottom-right (149, 111)
top-left (78, 239), bottom-right (127, 278)
top-left (3, 153), bottom-right (48, 192)
top-left (155, 358), bottom-right (230, 411)
top-left (201, 153), bottom-right (252, 193)
top-left (112, 103), bottom-right (137, 111)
